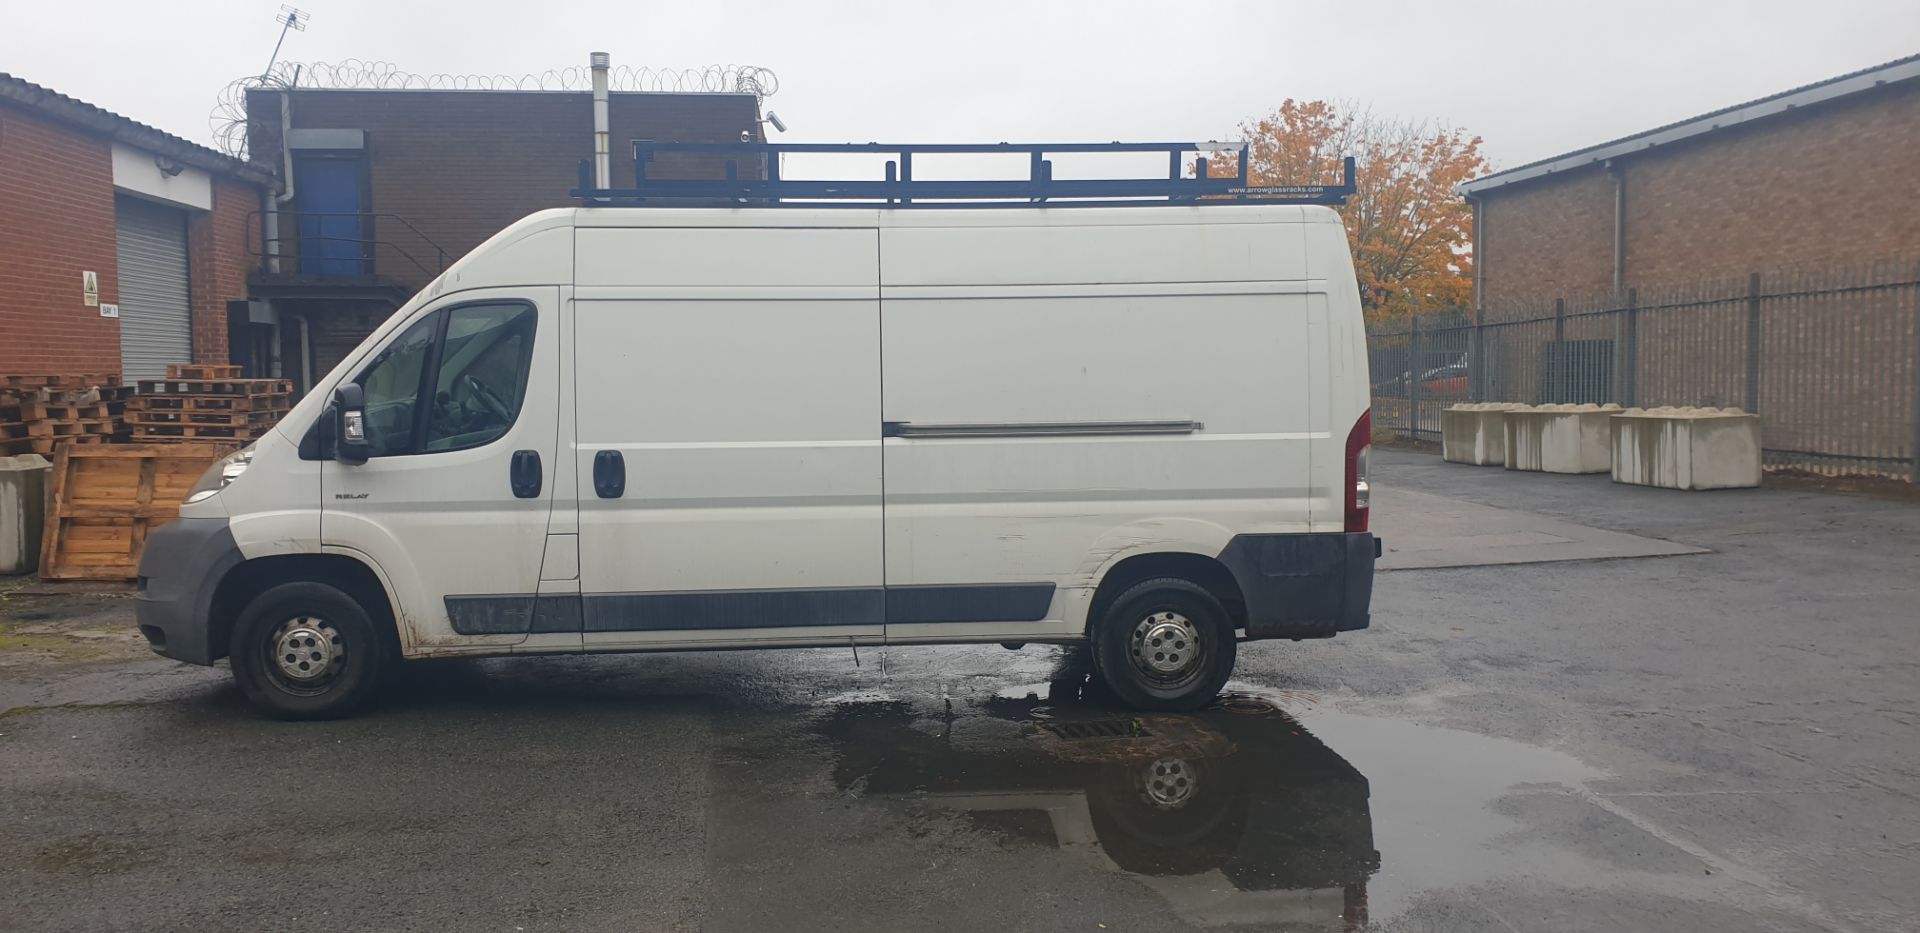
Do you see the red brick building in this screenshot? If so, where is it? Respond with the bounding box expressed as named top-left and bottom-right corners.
top-left (1461, 53), bottom-right (1920, 312)
top-left (0, 74), bottom-right (275, 378)
top-left (241, 81), bottom-right (766, 387)
top-left (2, 62), bottom-right (768, 391)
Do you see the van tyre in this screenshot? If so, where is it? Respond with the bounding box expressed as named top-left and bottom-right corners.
top-left (229, 582), bottom-right (391, 720)
top-left (1091, 578), bottom-right (1235, 712)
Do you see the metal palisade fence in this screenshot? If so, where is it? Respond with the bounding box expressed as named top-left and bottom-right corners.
top-left (1367, 259), bottom-right (1920, 482)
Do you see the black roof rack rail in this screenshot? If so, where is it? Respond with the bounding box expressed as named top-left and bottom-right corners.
top-left (570, 141), bottom-right (1356, 209)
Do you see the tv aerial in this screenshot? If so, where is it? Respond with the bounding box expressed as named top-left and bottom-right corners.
top-left (263, 5), bottom-right (310, 80)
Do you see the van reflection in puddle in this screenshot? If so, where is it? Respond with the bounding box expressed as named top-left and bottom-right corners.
top-left (816, 671), bottom-right (1380, 931)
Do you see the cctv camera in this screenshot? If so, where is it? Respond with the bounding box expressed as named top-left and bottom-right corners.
top-left (766, 111), bottom-right (787, 133)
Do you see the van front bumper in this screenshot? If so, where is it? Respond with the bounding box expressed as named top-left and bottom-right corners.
top-left (134, 517), bottom-right (244, 666)
top-left (1218, 532), bottom-right (1376, 639)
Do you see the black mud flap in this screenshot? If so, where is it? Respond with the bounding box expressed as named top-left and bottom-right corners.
top-left (1217, 532), bottom-right (1375, 639)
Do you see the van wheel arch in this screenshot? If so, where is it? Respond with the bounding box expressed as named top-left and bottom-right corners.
top-left (1088, 552), bottom-right (1246, 636)
top-left (209, 554), bottom-right (399, 662)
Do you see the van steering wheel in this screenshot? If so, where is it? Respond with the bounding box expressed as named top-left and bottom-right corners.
top-left (462, 374), bottom-right (512, 423)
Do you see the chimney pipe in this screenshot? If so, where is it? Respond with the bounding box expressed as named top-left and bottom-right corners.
top-left (590, 51), bottom-right (611, 190)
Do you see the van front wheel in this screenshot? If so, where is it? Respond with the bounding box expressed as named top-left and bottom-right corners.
top-left (229, 582), bottom-right (390, 720)
top-left (1092, 578), bottom-right (1235, 712)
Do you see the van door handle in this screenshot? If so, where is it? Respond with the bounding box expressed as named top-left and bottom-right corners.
top-left (509, 450), bottom-right (542, 499)
top-left (593, 449), bottom-right (625, 498)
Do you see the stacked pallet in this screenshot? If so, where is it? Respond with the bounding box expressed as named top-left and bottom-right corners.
top-left (39, 443), bottom-right (235, 581)
top-left (128, 365), bottom-right (293, 444)
top-left (0, 374), bottom-right (129, 456)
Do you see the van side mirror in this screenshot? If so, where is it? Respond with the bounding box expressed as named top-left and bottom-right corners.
top-left (334, 383), bottom-right (370, 465)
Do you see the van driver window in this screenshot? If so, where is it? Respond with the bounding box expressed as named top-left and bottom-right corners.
top-left (422, 304), bottom-right (536, 452)
top-left (350, 302), bottom-right (536, 457)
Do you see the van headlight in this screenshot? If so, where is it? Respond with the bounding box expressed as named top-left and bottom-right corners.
top-left (185, 448), bottom-right (254, 503)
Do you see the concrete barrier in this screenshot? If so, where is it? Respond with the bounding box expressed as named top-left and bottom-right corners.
top-left (1, 454), bottom-right (52, 575)
top-left (1504, 404), bottom-right (1621, 474)
top-left (1611, 407), bottom-right (1762, 490)
top-left (1442, 403), bottom-right (1527, 466)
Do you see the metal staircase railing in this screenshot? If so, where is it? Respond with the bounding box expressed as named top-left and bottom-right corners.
top-left (248, 210), bottom-right (451, 278)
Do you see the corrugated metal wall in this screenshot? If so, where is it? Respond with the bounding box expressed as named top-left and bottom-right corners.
top-left (114, 195), bottom-right (191, 380)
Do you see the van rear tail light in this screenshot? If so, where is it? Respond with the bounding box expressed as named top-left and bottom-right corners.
top-left (1345, 410), bottom-right (1371, 533)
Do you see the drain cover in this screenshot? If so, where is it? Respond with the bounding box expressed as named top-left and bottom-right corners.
top-left (1042, 719), bottom-right (1147, 740)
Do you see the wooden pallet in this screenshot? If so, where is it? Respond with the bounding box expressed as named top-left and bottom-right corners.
top-left (0, 417), bottom-right (113, 439)
top-left (125, 409), bottom-right (283, 428)
top-left (126, 372), bottom-right (291, 447)
top-left (125, 394), bottom-right (289, 413)
top-left (8, 400), bottom-right (115, 421)
top-left (4, 375), bottom-right (142, 454)
top-left (137, 378), bottom-right (293, 397)
top-left (166, 364), bottom-right (243, 380)
top-left (0, 373), bottom-right (122, 390)
top-left (39, 444), bottom-right (233, 581)
top-left (15, 418), bottom-right (115, 438)
top-left (126, 435), bottom-right (266, 445)
top-left (0, 435), bottom-right (110, 456)
top-left (128, 423), bottom-right (268, 440)
top-left (2, 386), bottom-right (124, 406)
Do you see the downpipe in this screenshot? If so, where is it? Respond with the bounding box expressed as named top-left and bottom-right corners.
top-left (297, 314), bottom-right (311, 396)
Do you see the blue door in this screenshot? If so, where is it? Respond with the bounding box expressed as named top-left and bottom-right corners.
top-left (295, 156), bottom-right (365, 276)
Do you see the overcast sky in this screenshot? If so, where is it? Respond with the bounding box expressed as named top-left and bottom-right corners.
top-left (4, 0), bottom-right (1915, 176)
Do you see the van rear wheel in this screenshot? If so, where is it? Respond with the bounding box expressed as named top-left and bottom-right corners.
top-left (228, 582), bottom-right (390, 720)
top-left (1091, 577), bottom-right (1235, 712)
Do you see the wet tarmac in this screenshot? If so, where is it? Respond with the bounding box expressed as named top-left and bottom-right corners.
top-left (0, 642), bottom-right (1872, 933)
top-left (4, 449), bottom-right (1917, 932)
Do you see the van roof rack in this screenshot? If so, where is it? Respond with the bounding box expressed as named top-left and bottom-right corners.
top-left (570, 141), bottom-right (1356, 209)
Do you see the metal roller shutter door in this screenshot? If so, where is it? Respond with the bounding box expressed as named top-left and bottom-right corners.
top-left (115, 195), bottom-right (192, 380)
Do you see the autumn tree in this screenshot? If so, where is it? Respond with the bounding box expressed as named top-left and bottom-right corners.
top-left (1207, 100), bottom-right (1487, 322)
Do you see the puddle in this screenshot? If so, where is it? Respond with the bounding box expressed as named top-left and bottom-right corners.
top-left (813, 673), bottom-right (1659, 931)
top-left (818, 679), bottom-right (1381, 929)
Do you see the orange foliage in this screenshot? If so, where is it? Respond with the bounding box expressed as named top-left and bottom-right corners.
top-left (1209, 100), bottom-right (1487, 322)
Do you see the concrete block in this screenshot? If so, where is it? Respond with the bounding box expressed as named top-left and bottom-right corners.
top-left (1, 454), bottom-right (52, 575)
top-left (1504, 404), bottom-right (1621, 474)
top-left (1611, 407), bottom-right (1762, 490)
top-left (1442, 403), bottom-right (1527, 466)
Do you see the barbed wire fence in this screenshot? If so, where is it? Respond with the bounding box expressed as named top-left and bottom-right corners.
top-left (211, 59), bottom-right (780, 157)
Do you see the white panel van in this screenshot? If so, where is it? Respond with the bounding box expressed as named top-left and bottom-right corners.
top-left (135, 204), bottom-right (1377, 719)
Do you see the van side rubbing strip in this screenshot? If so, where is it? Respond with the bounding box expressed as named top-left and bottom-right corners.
top-left (885, 583), bottom-right (1056, 624)
top-left (584, 588), bottom-right (884, 632)
top-left (446, 595), bottom-right (585, 636)
top-left (531, 596), bottom-right (584, 634)
top-left (449, 584), bottom-right (1058, 633)
top-left (883, 420), bottom-right (1202, 439)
